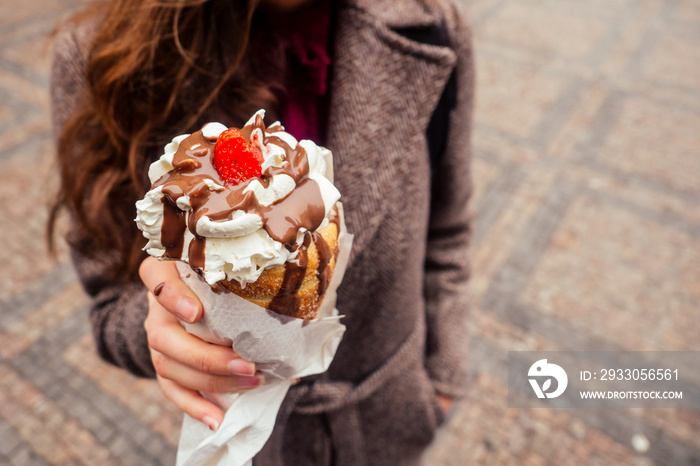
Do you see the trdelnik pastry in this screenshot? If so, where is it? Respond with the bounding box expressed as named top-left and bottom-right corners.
top-left (135, 110), bottom-right (342, 320)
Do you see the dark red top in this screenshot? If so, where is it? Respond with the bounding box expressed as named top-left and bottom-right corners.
top-left (259, 0), bottom-right (333, 144)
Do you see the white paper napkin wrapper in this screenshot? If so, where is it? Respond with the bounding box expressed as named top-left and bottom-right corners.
top-left (174, 205), bottom-right (353, 466)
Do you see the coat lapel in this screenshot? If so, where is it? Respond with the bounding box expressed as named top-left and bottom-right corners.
top-left (326, 0), bottom-right (458, 263)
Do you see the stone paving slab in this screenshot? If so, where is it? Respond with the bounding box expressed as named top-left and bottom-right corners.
top-left (1, 0), bottom-right (699, 464)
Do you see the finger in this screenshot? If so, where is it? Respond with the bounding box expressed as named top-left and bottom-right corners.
top-left (151, 349), bottom-right (263, 393)
top-left (140, 257), bottom-right (202, 323)
top-left (157, 375), bottom-right (223, 431)
top-left (146, 297), bottom-right (256, 376)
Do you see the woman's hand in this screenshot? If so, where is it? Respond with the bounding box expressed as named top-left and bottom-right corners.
top-left (139, 257), bottom-right (261, 431)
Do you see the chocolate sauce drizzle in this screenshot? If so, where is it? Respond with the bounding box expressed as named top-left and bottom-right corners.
top-left (154, 115), bottom-right (338, 314)
top-left (267, 228), bottom-right (336, 317)
top-left (269, 233), bottom-right (312, 316)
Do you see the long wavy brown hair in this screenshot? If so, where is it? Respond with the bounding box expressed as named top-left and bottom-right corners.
top-left (48, 0), bottom-right (285, 281)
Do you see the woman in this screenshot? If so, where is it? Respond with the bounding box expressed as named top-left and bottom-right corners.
top-left (50, 0), bottom-right (474, 463)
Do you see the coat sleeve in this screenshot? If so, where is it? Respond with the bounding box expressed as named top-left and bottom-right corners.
top-left (70, 246), bottom-right (155, 378)
top-left (50, 23), bottom-right (156, 378)
top-left (423, 5), bottom-right (475, 398)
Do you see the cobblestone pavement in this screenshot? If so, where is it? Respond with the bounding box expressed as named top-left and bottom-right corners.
top-left (1, 0), bottom-right (699, 464)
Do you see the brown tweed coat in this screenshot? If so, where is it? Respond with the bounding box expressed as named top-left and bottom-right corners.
top-left (50, 0), bottom-right (474, 464)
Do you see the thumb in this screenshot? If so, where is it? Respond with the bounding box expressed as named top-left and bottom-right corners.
top-left (139, 257), bottom-right (203, 324)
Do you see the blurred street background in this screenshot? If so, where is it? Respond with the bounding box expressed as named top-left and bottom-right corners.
top-left (1, 0), bottom-right (699, 464)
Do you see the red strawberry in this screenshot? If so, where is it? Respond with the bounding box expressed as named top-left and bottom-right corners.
top-left (213, 128), bottom-right (264, 185)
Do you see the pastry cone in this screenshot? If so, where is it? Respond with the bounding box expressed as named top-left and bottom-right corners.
top-left (216, 220), bottom-right (339, 320)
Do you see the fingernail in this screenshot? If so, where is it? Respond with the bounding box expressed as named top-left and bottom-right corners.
top-left (203, 416), bottom-right (219, 432)
top-left (175, 297), bottom-right (198, 323)
top-left (228, 359), bottom-right (255, 376)
top-left (238, 375), bottom-right (263, 388)
top-left (153, 282), bottom-right (165, 296)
